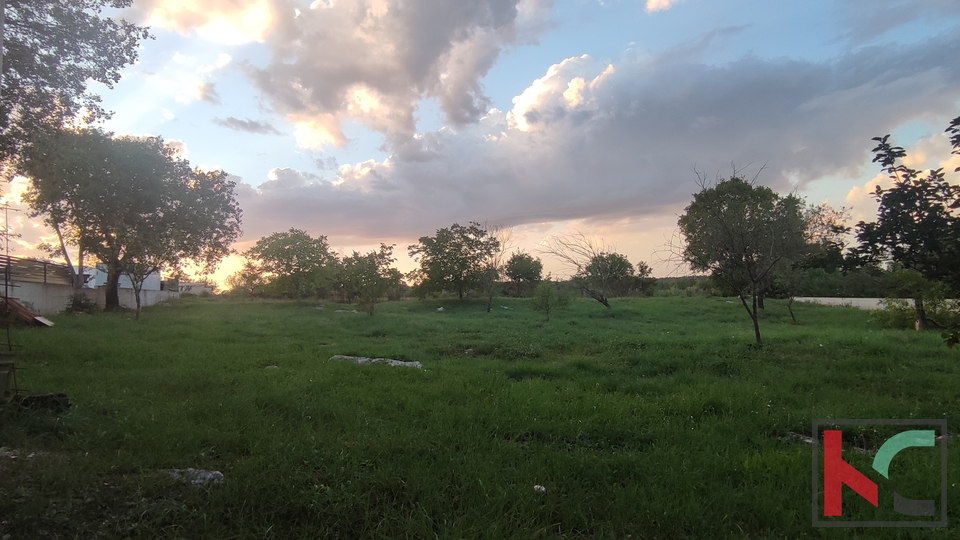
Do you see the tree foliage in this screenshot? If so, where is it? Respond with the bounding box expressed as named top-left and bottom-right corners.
top-left (854, 118), bottom-right (960, 293)
top-left (540, 232), bottom-right (635, 308)
top-left (245, 229), bottom-right (336, 299)
top-left (338, 244), bottom-right (403, 314)
top-left (1, 0), bottom-right (150, 164)
top-left (407, 222), bottom-right (501, 299)
top-left (634, 261), bottom-right (657, 296)
top-left (504, 251), bottom-right (543, 297)
top-left (800, 202), bottom-right (851, 272)
top-left (531, 280), bottom-right (569, 322)
top-left (19, 128), bottom-right (242, 310)
top-left (678, 175), bottom-right (806, 344)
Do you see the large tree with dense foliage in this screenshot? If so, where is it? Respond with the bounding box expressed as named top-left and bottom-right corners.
top-left (245, 229), bottom-right (337, 299)
top-left (1, 0), bottom-right (150, 164)
top-left (853, 116), bottom-right (960, 328)
top-left (19, 128), bottom-right (242, 310)
top-left (407, 222), bottom-right (501, 299)
top-left (855, 118), bottom-right (960, 294)
top-left (678, 175), bottom-right (806, 344)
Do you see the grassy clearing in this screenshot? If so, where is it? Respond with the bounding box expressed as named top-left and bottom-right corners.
top-left (1, 296), bottom-right (957, 539)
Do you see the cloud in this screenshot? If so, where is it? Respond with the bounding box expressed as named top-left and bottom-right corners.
top-left (198, 82), bottom-right (221, 105)
top-left (235, 30), bottom-right (960, 244)
top-left (645, 0), bottom-right (685, 13)
top-left (258, 167), bottom-right (323, 190)
top-left (126, 0), bottom-right (277, 45)
top-left (214, 117), bottom-right (282, 135)
top-left (839, 0), bottom-right (960, 43)
top-left (244, 0), bottom-right (554, 149)
top-left (139, 52), bottom-right (233, 105)
top-left (165, 139), bottom-right (190, 159)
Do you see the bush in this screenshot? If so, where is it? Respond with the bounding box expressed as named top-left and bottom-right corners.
top-left (64, 293), bottom-right (99, 315)
top-left (872, 297), bottom-right (960, 330)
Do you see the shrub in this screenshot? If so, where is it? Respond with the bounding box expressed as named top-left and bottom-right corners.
top-left (64, 293), bottom-right (99, 315)
top-left (872, 297), bottom-right (960, 330)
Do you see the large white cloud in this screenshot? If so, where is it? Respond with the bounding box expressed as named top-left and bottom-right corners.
top-left (244, 0), bottom-right (554, 149)
top-left (235, 30), bottom-right (960, 243)
top-left (126, 0), bottom-right (278, 44)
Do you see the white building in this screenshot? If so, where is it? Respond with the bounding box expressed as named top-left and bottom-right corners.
top-left (83, 264), bottom-right (162, 291)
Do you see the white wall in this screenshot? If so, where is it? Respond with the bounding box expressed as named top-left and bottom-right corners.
top-left (6, 281), bottom-right (179, 315)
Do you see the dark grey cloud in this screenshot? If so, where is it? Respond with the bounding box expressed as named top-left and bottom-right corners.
top-left (236, 30), bottom-right (960, 241)
top-left (213, 117), bottom-right (282, 135)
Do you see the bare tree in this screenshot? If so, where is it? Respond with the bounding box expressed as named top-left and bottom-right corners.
top-left (540, 232), bottom-right (634, 308)
top-left (480, 225), bottom-right (514, 312)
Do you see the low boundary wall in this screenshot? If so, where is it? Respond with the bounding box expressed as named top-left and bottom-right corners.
top-left (4, 281), bottom-right (180, 315)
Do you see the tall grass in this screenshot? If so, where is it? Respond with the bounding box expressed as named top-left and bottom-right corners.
top-left (1, 296), bottom-right (956, 538)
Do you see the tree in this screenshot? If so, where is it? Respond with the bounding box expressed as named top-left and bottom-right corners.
top-left (19, 128), bottom-right (242, 310)
top-left (338, 244), bottom-right (403, 314)
top-left (245, 229), bottom-right (336, 299)
top-left (634, 261), bottom-right (657, 296)
top-left (800, 202), bottom-right (851, 273)
top-left (678, 175), bottom-right (806, 344)
top-left (531, 280), bottom-right (569, 322)
top-left (479, 226), bottom-right (513, 313)
top-left (1, 0), bottom-right (150, 165)
top-left (855, 119), bottom-right (960, 298)
top-left (540, 232), bottom-right (634, 308)
top-left (584, 252), bottom-right (636, 299)
top-left (226, 261), bottom-right (268, 297)
top-left (504, 251), bottom-right (543, 297)
top-left (407, 222), bottom-right (500, 300)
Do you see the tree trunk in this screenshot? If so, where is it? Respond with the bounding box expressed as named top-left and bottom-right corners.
top-left (914, 297), bottom-right (928, 331)
top-left (105, 261), bottom-right (122, 310)
top-left (77, 240), bottom-right (84, 290)
top-left (133, 283), bottom-right (142, 320)
top-left (52, 222), bottom-right (78, 288)
top-left (758, 293), bottom-right (765, 310)
top-left (738, 292), bottom-right (762, 344)
top-left (787, 297), bottom-right (798, 325)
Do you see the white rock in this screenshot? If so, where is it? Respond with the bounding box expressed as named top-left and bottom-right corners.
top-left (328, 355), bottom-right (423, 369)
top-left (168, 468), bottom-right (225, 485)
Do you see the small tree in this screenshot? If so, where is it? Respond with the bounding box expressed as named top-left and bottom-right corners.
top-left (678, 174), bottom-right (807, 344)
top-left (408, 222), bottom-right (501, 299)
top-left (338, 244), bottom-right (403, 314)
top-left (541, 232), bottom-right (634, 308)
top-left (505, 251), bottom-right (543, 297)
top-left (531, 280), bottom-right (569, 322)
top-left (634, 261), bottom-right (657, 296)
top-left (479, 226), bottom-right (513, 313)
top-left (226, 262), bottom-right (268, 297)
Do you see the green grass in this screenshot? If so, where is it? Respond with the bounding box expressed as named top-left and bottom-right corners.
top-left (1, 296), bottom-right (958, 539)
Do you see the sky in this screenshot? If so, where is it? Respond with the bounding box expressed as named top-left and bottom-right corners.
top-left (8, 0), bottom-right (960, 287)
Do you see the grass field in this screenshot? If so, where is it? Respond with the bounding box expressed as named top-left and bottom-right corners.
top-left (1, 296), bottom-right (957, 539)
